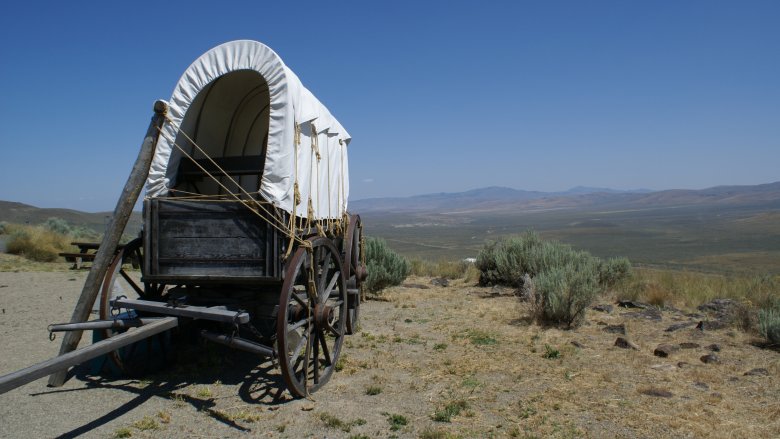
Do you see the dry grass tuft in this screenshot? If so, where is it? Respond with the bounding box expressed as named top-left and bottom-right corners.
top-left (620, 268), bottom-right (779, 310)
top-left (0, 253), bottom-right (73, 272)
top-left (132, 416), bottom-right (159, 431)
top-left (5, 224), bottom-right (74, 262)
top-left (410, 258), bottom-right (472, 279)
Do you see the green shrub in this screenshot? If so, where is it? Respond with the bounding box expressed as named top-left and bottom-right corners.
top-left (70, 225), bottom-right (100, 240)
top-left (533, 260), bottom-right (602, 327)
top-left (44, 217), bottom-right (71, 235)
top-left (386, 413), bottom-right (408, 431)
top-left (598, 257), bottom-right (632, 288)
top-left (0, 221), bottom-right (7, 235)
top-left (759, 307), bottom-right (780, 345)
top-left (477, 232), bottom-right (630, 328)
top-left (364, 237), bottom-right (410, 294)
top-left (432, 400), bottom-right (467, 422)
top-left (476, 231), bottom-right (544, 286)
top-left (543, 344), bottom-right (561, 359)
top-left (319, 413), bottom-right (365, 432)
top-left (113, 427), bottom-right (132, 438)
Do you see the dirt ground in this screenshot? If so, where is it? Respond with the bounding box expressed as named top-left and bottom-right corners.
top-left (1, 271), bottom-right (778, 438)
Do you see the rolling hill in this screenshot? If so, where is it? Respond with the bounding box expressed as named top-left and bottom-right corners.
top-left (351, 182), bottom-right (780, 214)
top-left (353, 182), bottom-right (780, 273)
top-left (0, 201), bottom-right (142, 236)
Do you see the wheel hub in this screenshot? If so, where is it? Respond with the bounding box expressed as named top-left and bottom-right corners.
top-left (314, 304), bottom-right (337, 335)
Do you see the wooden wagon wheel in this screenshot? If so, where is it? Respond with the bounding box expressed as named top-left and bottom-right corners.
top-left (277, 237), bottom-right (347, 397)
top-left (343, 214), bottom-right (365, 334)
top-left (97, 237), bottom-right (159, 375)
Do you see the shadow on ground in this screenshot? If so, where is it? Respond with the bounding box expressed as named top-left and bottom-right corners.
top-left (29, 340), bottom-right (292, 438)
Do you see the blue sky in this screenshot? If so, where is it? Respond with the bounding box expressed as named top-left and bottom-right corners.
top-left (1, 1), bottom-right (778, 212)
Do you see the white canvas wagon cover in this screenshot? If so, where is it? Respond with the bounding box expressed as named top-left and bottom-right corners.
top-left (145, 40), bottom-right (352, 220)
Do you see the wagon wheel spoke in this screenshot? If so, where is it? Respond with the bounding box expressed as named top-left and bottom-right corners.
top-left (323, 271), bottom-right (340, 298)
top-left (118, 269), bottom-right (145, 297)
top-left (288, 316), bottom-right (312, 332)
top-left (289, 331), bottom-right (309, 366)
top-left (313, 331), bottom-right (320, 384)
top-left (291, 291), bottom-right (309, 309)
top-left (300, 330), bottom-right (311, 385)
top-left (318, 330), bottom-right (332, 366)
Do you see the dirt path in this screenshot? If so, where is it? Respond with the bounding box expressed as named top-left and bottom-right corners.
top-left (1, 272), bottom-right (778, 438)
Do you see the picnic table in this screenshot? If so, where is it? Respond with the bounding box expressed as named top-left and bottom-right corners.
top-left (59, 242), bottom-right (127, 269)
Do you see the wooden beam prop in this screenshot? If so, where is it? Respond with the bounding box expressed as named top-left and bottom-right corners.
top-left (47, 100), bottom-right (168, 387)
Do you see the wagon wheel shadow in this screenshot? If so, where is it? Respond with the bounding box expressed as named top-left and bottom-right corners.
top-left (33, 344), bottom-right (295, 438)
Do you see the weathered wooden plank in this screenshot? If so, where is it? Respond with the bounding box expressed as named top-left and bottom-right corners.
top-left (142, 274), bottom-right (281, 285)
top-left (157, 263), bottom-right (267, 276)
top-left (47, 100), bottom-right (168, 387)
top-left (158, 237), bottom-right (265, 258)
top-left (148, 198), bottom-right (271, 278)
top-left (157, 218), bottom-right (266, 239)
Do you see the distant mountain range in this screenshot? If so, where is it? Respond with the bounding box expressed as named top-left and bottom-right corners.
top-left (1, 181), bottom-right (779, 231)
top-left (351, 182), bottom-right (780, 214)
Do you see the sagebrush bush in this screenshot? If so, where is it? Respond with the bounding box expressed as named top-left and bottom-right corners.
top-left (598, 257), bottom-right (632, 288)
top-left (6, 225), bottom-right (72, 262)
top-left (44, 217), bottom-right (72, 235)
top-left (0, 221), bottom-right (7, 235)
top-left (532, 260), bottom-right (602, 327)
top-left (759, 307), bottom-right (780, 345)
top-left (71, 225), bottom-right (100, 240)
top-left (476, 231), bottom-right (632, 328)
top-left (476, 231), bottom-right (543, 286)
top-left (363, 237), bottom-right (410, 294)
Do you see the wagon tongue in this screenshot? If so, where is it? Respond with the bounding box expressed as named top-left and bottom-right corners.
top-left (0, 317), bottom-right (178, 395)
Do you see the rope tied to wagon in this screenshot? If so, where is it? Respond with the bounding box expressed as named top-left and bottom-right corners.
top-left (308, 199), bottom-right (326, 237)
top-left (310, 124), bottom-right (321, 162)
top-left (156, 117), bottom-right (307, 249)
top-left (155, 113), bottom-right (344, 260)
top-left (284, 133), bottom-right (301, 260)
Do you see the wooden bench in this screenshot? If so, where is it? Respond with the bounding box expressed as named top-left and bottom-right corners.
top-left (58, 252), bottom-right (96, 269)
top-left (59, 242), bottom-right (126, 269)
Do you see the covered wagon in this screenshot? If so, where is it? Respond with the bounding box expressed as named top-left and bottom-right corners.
top-left (0, 40), bottom-right (367, 398)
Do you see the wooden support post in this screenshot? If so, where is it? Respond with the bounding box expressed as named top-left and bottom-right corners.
top-left (47, 100), bottom-right (168, 387)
